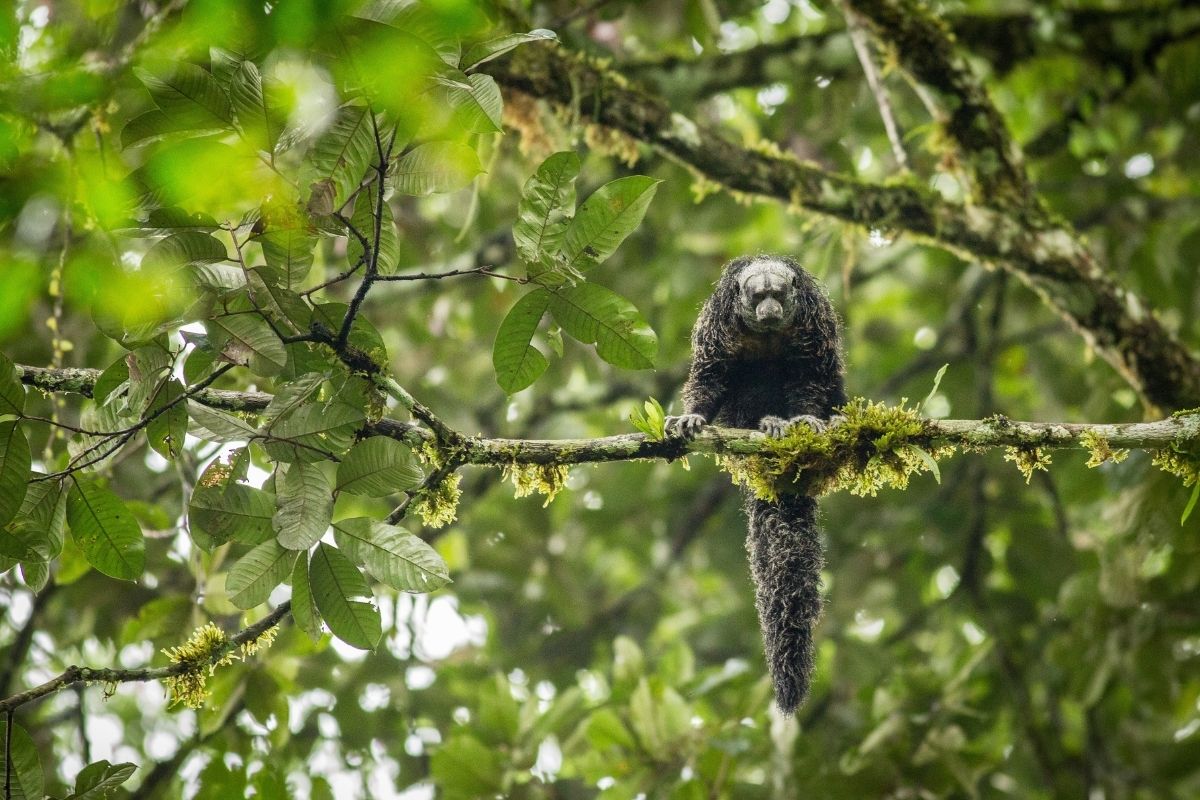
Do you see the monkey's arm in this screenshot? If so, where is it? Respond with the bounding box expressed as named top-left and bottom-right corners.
top-left (666, 349), bottom-right (728, 438)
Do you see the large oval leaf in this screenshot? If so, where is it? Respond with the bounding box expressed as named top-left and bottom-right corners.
top-left (310, 542), bottom-right (381, 650)
top-left (446, 73), bottom-right (503, 133)
top-left (392, 141), bottom-right (482, 196)
top-left (189, 483), bottom-right (276, 547)
top-left (0, 722), bottom-right (43, 800)
top-left (133, 62), bottom-right (232, 130)
top-left (264, 402), bottom-right (364, 463)
top-left (332, 516), bottom-right (450, 592)
top-left (273, 462), bottom-right (333, 550)
top-left (561, 176), bottom-right (661, 271)
top-left (308, 104), bottom-right (377, 211)
top-left (291, 555), bottom-right (322, 641)
top-left (492, 289), bottom-right (551, 394)
top-left (513, 152), bottom-right (579, 269)
top-left (336, 436), bottom-right (424, 496)
top-left (226, 539), bottom-right (295, 609)
top-left (548, 283), bottom-right (658, 369)
top-left (0, 352), bottom-right (26, 418)
top-left (0, 421), bottom-right (30, 526)
top-left (205, 313), bottom-right (288, 376)
top-left (67, 475), bottom-right (144, 581)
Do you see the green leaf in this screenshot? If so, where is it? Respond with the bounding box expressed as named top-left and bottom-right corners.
top-left (145, 378), bottom-right (188, 458)
top-left (492, 289), bottom-right (551, 394)
top-left (907, 445), bottom-right (942, 485)
top-left (346, 192), bottom-right (400, 274)
top-left (1182, 480), bottom-right (1200, 525)
top-left (446, 73), bottom-right (503, 133)
top-left (93, 356), bottom-right (130, 405)
top-left (561, 176), bottom-right (660, 271)
top-left (67, 475), bottom-right (145, 581)
top-left (230, 60), bottom-right (286, 154)
top-left (134, 62), bottom-right (233, 130)
top-left (332, 517), bottom-right (450, 592)
top-left (308, 104), bottom-right (377, 211)
top-left (462, 29), bottom-right (557, 69)
top-left (0, 351), bottom-right (26, 418)
top-left (3, 478), bottom-right (66, 562)
top-left (921, 363), bottom-right (949, 411)
top-left (205, 313), bottom-right (288, 376)
top-left (0, 722), bottom-right (43, 800)
top-left (254, 205), bottom-right (317, 288)
top-left (121, 109), bottom-right (217, 148)
top-left (187, 402), bottom-right (260, 442)
top-left (123, 207), bottom-right (220, 235)
top-left (262, 372), bottom-right (326, 425)
top-left (392, 141), bottom-right (482, 196)
top-left (291, 555), bottom-right (322, 640)
top-left (189, 484), bottom-right (276, 547)
top-left (548, 283), bottom-right (658, 369)
top-left (309, 542), bottom-right (381, 650)
top-left (430, 735), bottom-right (504, 799)
top-left (264, 402), bottom-right (364, 463)
top-left (513, 151), bottom-right (578, 268)
top-left (67, 760), bottom-right (137, 800)
top-left (336, 436), bottom-right (424, 496)
top-left (226, 539), bottom-right (295, 609)
top-left (273, 462), bottom-right (333, 550)
top-left (0, 421), bottom-right (30, 526)
top-left (629, 397), bottom-right (667, 441)
top-left (356, 0), bottom-right (461, 66)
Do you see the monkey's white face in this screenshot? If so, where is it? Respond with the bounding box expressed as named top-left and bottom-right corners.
top-left (736, 259), bottom-right (798, 333)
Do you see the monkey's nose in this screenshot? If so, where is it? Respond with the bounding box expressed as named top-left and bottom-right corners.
top-left (757, 298), bottom-right (783, 323)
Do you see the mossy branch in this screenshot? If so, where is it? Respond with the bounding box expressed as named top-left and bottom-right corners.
top-left (17, 362), bottom-right (1198, 466)
top-left (486, 44), bottom-right (1200, 412)
top-left (0, 602), bottom-right (289, 714)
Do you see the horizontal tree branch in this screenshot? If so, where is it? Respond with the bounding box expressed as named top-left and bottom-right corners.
top-left (16, 365), bottom-right (1198, 468)
top-left (486, 44), bottom-right (1200, 411)
top-left (0, 602), bottom-right (289, 714)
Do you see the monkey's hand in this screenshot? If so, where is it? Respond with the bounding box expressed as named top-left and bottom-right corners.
top-left (665, 413), bottom-right (707, 439)
top-left (759, 415), bottom-right (790, 438)
top-left (761, 414), bottom-right (844, 437)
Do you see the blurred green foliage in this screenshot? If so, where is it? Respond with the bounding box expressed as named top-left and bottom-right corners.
top-left (1, 0), bottom-right (1199, 798)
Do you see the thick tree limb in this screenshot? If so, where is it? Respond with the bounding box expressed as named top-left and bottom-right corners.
top-left (16, 364), bottom-right (1199, 465)
top-left (486, 44), bottom-right (1200, 411)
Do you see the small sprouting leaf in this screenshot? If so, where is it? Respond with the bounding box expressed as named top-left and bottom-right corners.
top-left (67, 475), bottom-right (145, 581)
top-left (1182, 480), bottom-right (1200, 525)
top-left (205, 313), bottom-right (288, 376)
top-left (189, 484), bottom-right (276, 547)
top-left (921, 363), bottom-right (949, 412)
top-left (492, 289), bottom-right (551, 394)
top-left (273, 462), bottom-right (333, 550)
top-left (392, 141), bottom-right (482, 196)
top-left (907, 446), bottom-right (942, 485)
top-left (336, 436), bottom-right (424, 496)
top-left (561, 176), bottom-right (660, 271)
top-left (332, 516), bottom-right (450, 592)
top-left (0, 722), bottom-right (43, 800)
top-left (462, 29), bottom-right (557, 69)
top-left (513, 151), bottom-right (579, 269)
top-left (0, 421), bottom-right (30, 526)
top-left (308, 104), bottom-right (377, 211)
top-left (548, 283), bottom-right (658, 369)
top-left (629, 398), bottom-right (667, 441)
top-left (310, 542), bottom-right (381, 650)
top-left (226, 539), bottom-right (295, 609)
top-left (445, 73), bottom-right (503, 133)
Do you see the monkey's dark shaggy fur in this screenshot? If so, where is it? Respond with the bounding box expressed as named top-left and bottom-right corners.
top-left (669, 255), bottom-right (846, 714)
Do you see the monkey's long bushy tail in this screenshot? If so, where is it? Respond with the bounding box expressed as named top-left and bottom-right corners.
top-left (744, 493), bottom-right (824, 715)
